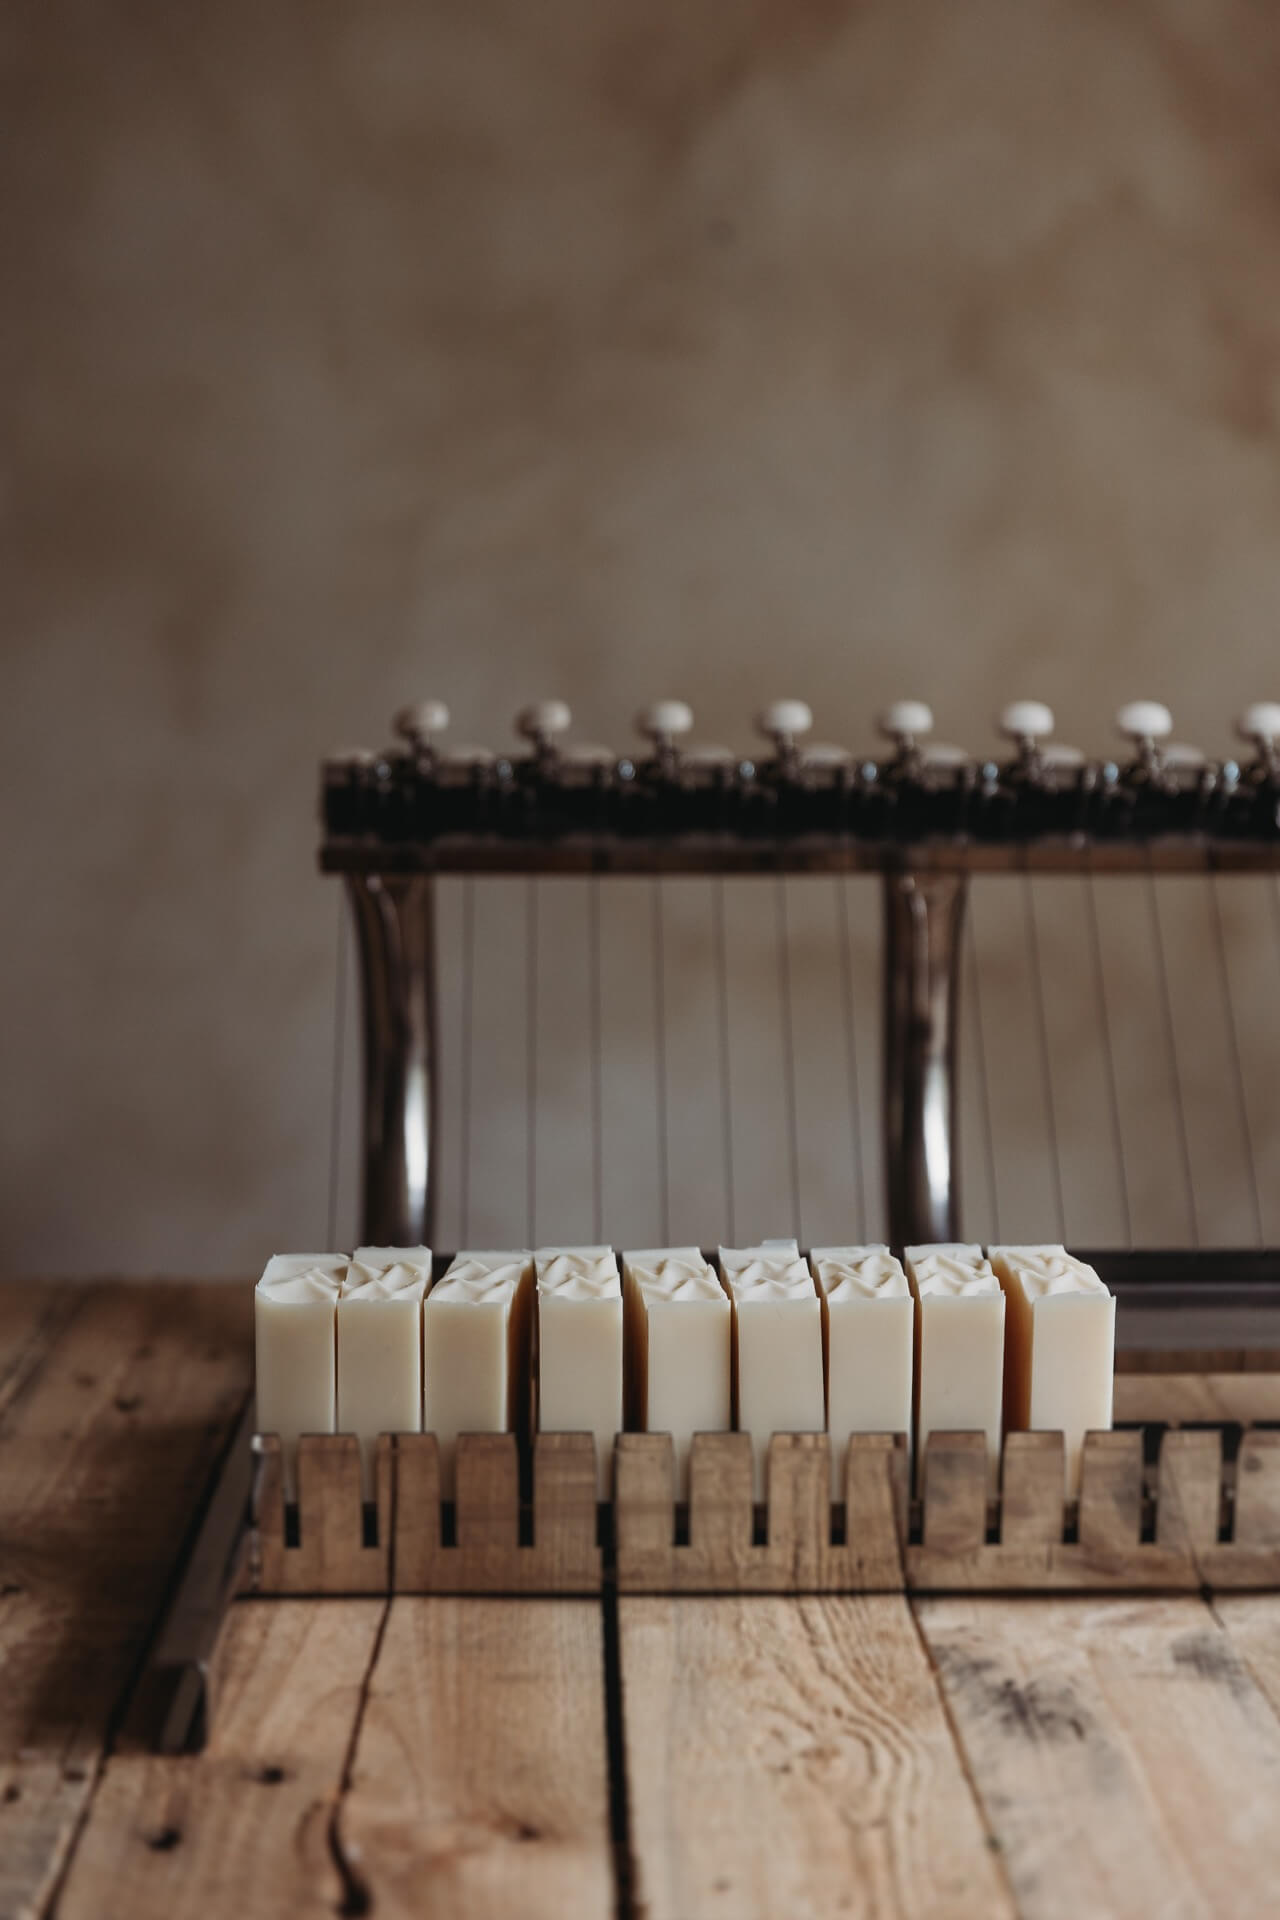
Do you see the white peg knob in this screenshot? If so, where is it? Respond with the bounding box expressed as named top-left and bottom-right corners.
top-left (999, 700), bottom-right (1055, 743)
top-left (516, 700), bottom-right (572, 744)
top-left (756, 700), bottom-right (813, 745)
top-left (1116, 700), bottom-right (1173, 743)
top-left (394, 700), bottom-right (450, 744)
top-left (878, 700), bottom-right (934, 744)
top-left (636, 700), bottom-right (694, 744)
top-left (1236, 703), bottom-right (1280, 749)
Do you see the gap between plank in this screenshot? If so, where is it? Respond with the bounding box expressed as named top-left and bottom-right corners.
top-left (905, 1594), bottom-right (1018, 1909)
top-left (42, 1376), bottom-right (258, 1918)
top-left (601, 1578), bottom-right (638, 1920)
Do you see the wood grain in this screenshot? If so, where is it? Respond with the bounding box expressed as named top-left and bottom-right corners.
top-left (1114, 1371), bottom-right (1280, 1425)
top-left (0, 1280), bottom-right (250, 1920)
top-left (56, 1599), bottom-right (384, 1920)
top-left (0, 1279), bottom-right (85, 1422)
top-left (338, 1597), bottom-right (614, 1919)
top-left (622, 1593), bottom-right (1013, 1920)
top-left (917, 1593), bottom-right (1280, 1919)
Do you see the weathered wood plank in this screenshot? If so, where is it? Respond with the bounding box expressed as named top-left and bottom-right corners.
top-left (56, 1599), bottom-right (383, 1920)
top-left (1214, 1593), bottom-right (1280, 1720)
top-left (622, 1594), bottom-right (1013, 1920)
top-left (337, 1597), bottom-right (614, 1919)
top-left (0, 1280), bottom-right (251, 1920)
top-left (0, 1279), bottom-right (86, 1422)
top-left (1114, 1371), bottom-right (1280, 1425)
top-left (917, 1594), bottom-right (1280, 1919)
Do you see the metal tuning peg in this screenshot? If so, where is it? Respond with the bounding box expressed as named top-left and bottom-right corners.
top-left (515, 699), bottom-right (572, 767)
top-left (998, 699), bottom-right (1055, 766)
top-left (755, 699), bottom-right (813, 773)
top-left (1236, 702), bottom-right (1280, 773)
top-left (1115, 700), bottom-right (1172, 773)
top-left (393, 700), bottom-right (450, 762)
top-left (635, 699), bottom-right (694, 773)
top-left (877, 699), bottom-right (933, 768)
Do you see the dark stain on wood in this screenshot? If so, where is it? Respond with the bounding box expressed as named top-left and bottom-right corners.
top-left (934, 1648), bottom-right (1094, 1745)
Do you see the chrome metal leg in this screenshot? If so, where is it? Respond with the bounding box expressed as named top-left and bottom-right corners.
top-left (883, 869), bottom-right (967, 1246)
top-left (346, 873), bottom-right (438, 1247)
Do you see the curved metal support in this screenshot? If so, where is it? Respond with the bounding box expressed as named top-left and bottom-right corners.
top-left (346, 874), bottom-right (438, 1247)
top-left (883, 869), bottom-right (967, 1246)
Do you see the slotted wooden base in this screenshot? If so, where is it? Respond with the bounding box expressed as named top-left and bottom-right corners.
top-left (248, 1424), bottom-right (1280, 1597)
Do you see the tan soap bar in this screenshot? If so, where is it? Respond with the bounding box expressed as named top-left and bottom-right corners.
top-left (622, 1247), bottom-right (731, 1499)
top-left (719, 1242), bottom-right (823, 1500)
top-left (906, 1243), bottom-right (1006, 1493)
top-left (337, 1247), bottom-right (430, 1499)
top-left (536, 1247), bottom-right (623, 1497)
top-left (811, 1245), bottom-right (914, 1498)
top-left (991, 1244), bottom-right (1115, 1495)
top-left (255, 1253), bottom-right (346, 1500)
top-left (424, 1251), bottom-right (534, 1498)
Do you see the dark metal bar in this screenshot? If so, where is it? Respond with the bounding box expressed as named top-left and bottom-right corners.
top-left (346, 873), bottom-right (438, 1246)
top-left (588, 877), bottom-right (604, 1245)
top-left (1145, 868), bottom-right (1200, 1248)
top-left (1208, 873), bottom-right (1265, 1246)
top-left (712, 876), bottom-right (736, 1244)
top-left (322, 836), bottom-right (1280, 879)
top-left (326, 891), bottom-right (348, 1251)
top-left (1021, 870), bottom-right (1067, 1244)
top-left (883, 868), bottom-right (967, 1246)
top-left (775, 873), bottom-right (803, 1245)
top-left (1084, 866), bottom-right (1133, 1248)
top-left (834, 876), bottom-right (868, 1243)
top-left (651, 877), bottom-right (670, 1247)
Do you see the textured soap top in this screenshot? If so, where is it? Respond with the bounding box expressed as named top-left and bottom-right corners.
top-left (341, 1262), bottom-right (428, 1302)
top-left (623, 1249), bottom-right (727, 1305)
top-left (257, 1254), bottom-right (345, 1303)
top-left (720, 1244), bottom-right (814, 1303)
top-left (536, 1247), bottom-right (621, 1299)
top-left (811, 1245), bottom-right (910, 1302)
top-left (433, 1251), bottom-right (531, 1304)
top-left (718, 1239), bottom-right (799, 1278)
top-left (906, 1243), bottom-right (1001, 1298)
top-left (991, 1245), bottom-right (1110, 1300)
top-left (352, 1245), bottom-right (432, 1274)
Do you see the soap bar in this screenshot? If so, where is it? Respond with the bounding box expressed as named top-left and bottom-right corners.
top-left (905, 1243), bottom-right (1006, 1493)
top-left (423, 1251), bottom-right (534, 1497)
top-left (337, 1248), bottom-right (430, 1499)
top-left (622, 1248), bottom-right (731, 1498)
top-left (255, 1253), bottom-right (346, 1499)
top-left (536, 1247), bottom-right (623, 1497)
top-left (991, 1244), bottom-right (1115, 1495)
top-left (811, 1245), bottom-right (914, 1497)
top-left (719, 1243), bottom-right (824, 1500)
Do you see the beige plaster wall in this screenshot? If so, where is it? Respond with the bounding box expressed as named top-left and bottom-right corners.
top-left (4, 1), bottom-right (1280, 1275)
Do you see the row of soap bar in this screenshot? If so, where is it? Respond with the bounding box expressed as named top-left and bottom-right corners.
top-left (254, 1240), bottom-right (1115, 1502)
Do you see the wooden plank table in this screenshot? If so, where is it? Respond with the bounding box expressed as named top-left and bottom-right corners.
top-left (7, 1280), bottom-right (1280, 1920)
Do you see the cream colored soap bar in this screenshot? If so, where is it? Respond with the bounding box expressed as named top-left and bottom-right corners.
top-left (424, 1251), bottom-right (534, 1497)
top-left (719, 1243), bottom-right (823, 1499)
top-left (811, 1245), bottom-right (914, 1498)
top-left (536, 1247), bottom-right (623, 1497)
top-left (255, 1253), bottom-right (346, 1499)
top-left (991, 1244), bottom-right (1115, 1495)
top-left (337, 1247), bottom-right (430, 1498)
top-left (623, 1248), bottom-right (731, 1499)
top-left (906, 1243), bottom-right (1006, 1493)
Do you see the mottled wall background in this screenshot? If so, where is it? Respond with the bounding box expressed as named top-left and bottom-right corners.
top-left (5, 1), bottom-right (1280, 1275)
